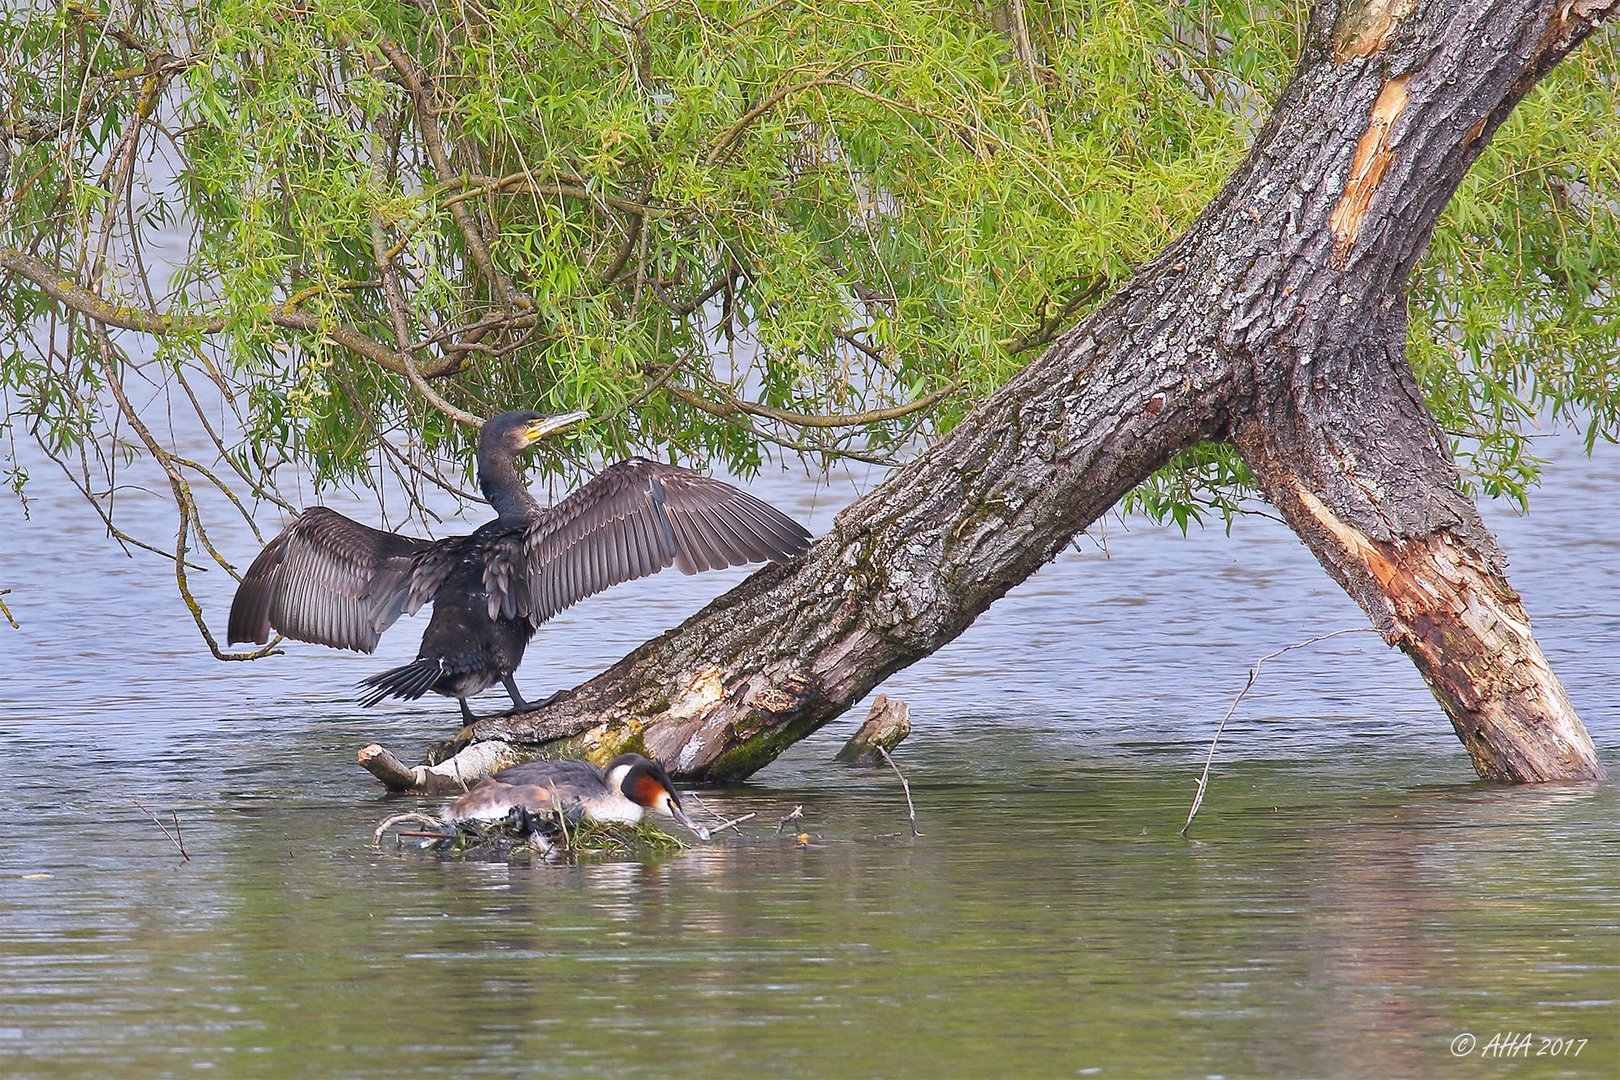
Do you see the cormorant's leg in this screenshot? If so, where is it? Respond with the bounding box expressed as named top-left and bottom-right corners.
top-left (458, 697), bottom-right (476, 725)
top-left (501, 674), bottom-right (564, 713)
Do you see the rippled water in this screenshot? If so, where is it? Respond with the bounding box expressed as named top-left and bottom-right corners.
top-left (1, 424), bottom-right (1616, 1078)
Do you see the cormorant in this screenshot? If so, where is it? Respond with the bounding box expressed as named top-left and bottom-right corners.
top-left (444, 752), bottom-right (709, 839)
top-left (227, 409), bottom-right (812, 722)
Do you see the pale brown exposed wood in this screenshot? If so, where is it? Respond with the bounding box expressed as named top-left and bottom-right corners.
top-left (359, 740), bottom-right (522, 794)
top-left (1234, 437), bottom-right (1604, 780)
top-left (1329, 73), bottom-right (1411, 264)
top-left (834, 695), bottom-right (913, 765)
top-left (1331, 0), bottom-right (1418, 60)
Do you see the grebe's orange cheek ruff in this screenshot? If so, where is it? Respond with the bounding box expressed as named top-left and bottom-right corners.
top-left (629, 771), bottom-right (668, 810)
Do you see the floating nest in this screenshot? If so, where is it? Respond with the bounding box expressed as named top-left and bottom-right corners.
top-left (372, 809), bottom-right (688, 862)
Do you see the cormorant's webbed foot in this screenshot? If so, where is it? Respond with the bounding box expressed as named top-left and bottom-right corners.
top-left (500, 676), bottom-right (565, 714)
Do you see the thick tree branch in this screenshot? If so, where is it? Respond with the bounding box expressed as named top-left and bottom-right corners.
top-left (0, 244), bottom-right (461, 379)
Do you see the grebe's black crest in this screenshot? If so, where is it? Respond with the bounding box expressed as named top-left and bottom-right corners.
top-left (228, 410), bottom-right (812, 723)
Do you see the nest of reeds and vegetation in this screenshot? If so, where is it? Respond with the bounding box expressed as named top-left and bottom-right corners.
top-left (372, 809), bottom-right (688, 862)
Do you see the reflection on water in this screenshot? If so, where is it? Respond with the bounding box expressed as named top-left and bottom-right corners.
top-left (0, 430), bottom-right (1616, 1078)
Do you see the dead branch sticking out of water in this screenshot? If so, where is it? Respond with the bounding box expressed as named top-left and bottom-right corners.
top-left (834, 694), bottom-right (912, 764)
top-left (358, 739), bottom-right (521, 794)
top-left (0, 588), bottom-right (18, 629)
top-left (876, 746), bottom-right (920, 837)
top-left (775, 805), bottom-right (804, 834)
top-left (1181, 627), bottom-right (1381, 838)
top-left (682, 790), bottom-right (758, 838)
top-left (133, 799), bottom-right (189, 861)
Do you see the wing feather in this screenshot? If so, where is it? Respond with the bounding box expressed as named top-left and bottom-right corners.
top-left (227, 506), bottom-right (443, 653)
top-left (515, 457), bottom-right (812, 625)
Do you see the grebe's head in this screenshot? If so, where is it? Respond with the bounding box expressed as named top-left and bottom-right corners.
top-left (606, 753), bottom-right (710, 840)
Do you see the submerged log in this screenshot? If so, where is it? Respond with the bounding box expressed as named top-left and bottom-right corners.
top-left (834, 695), bottom-right (912, 765)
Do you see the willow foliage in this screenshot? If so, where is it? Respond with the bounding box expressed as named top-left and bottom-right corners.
top-left (1, 1), bottom-right (1615, 529)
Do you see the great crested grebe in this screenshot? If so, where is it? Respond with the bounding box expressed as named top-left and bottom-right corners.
top-left (228, 409), bottom-right (811, 723)
top-left (445, 753), bottom-right (711, 840)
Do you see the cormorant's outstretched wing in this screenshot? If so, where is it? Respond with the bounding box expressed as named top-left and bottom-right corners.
top-left (511, 457), bottom-right (812, 624)
top-left (227, 507), bottom-right (443, 653)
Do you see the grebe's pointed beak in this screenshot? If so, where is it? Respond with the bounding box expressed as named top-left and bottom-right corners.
top-left (667, 799), bottom-right (710, 841)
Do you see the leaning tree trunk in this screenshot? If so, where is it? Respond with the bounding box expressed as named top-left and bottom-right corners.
top-left (429, 0), bottom-right (1610, 783)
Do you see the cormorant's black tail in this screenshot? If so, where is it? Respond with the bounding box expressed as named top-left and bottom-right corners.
top-left (358, 658), bottom-right (443, 707)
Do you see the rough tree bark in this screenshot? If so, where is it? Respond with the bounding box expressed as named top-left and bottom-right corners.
top-left (420, 0), bottom-right (1611, 784)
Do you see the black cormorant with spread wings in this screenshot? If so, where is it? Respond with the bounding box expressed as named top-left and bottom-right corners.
top-left (227, 410), bottom-right (812, 723)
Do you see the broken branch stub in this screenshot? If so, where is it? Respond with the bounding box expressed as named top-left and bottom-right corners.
top-left (834, 694), bottom-right (913, 765)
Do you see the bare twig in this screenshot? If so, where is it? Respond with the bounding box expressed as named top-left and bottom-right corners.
top-left (90, 330), bottom-right (273, 661)
top-left (706, 811), bottom-right (757, 835)
top-left (132, 799), bottom-right (190, 861)
top-left (0, 589), bottom-right (17, 629)
top-left (1181, 627), bottom-right (1382, 837)
top-left (876, 746), bottom-right (920, 837)
top-left (1005, 0), bottom-right (1053, 144)
top-left (373, 811), bottom-right (450, 847)
top-left (548, 782), bottom-right (570, 850)
top-left (775, 805), bottom-right (804, 835)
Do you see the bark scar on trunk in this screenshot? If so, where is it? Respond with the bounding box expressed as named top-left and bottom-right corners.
top-left (1331, 0), bottom-right (1418, 61)
top-left (1289, 484), bottom-right (1603, 781)
top-left (1330, 73), bottom-right (1412, 266)
top-left (668, 665), bottom-right (726, 718)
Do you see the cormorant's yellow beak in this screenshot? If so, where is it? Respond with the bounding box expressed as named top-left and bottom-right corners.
top-left (523, 410), bottom-right (589, 444)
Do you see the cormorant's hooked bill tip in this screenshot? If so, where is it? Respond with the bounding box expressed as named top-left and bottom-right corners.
top-left (524, 410), bottom-right (590, 443)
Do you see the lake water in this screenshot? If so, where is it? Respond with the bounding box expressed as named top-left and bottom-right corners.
top-left (1, 422), bottom-right (1615, 1078)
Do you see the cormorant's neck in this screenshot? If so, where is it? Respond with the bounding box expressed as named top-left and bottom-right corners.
top-left (478, 446), bottom-right (540, 521)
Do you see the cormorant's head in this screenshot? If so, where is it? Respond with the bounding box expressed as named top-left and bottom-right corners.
top-left (606, 753), bottom-right (711, 840)
top-left (481, 408), bottom-right (589, 457)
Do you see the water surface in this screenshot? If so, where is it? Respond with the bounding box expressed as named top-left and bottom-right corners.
top-left (1, 427), bottom-right (1615, 1078)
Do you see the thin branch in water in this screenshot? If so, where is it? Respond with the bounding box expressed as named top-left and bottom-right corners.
top-left (0, 589), bottom-right (17, 629)
top-left (1181, 627), bottom-right (1382, 838)
top-left (132, 798), bottom-right (190, 861)
top-left (706, 812), bottom-right (757, 835)
top-left (373, 811), bottom-right (450, 848)
top-left (876, 746), bottom-right (920, 837)
top-left (775, 804), bottom-right (804, 835)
